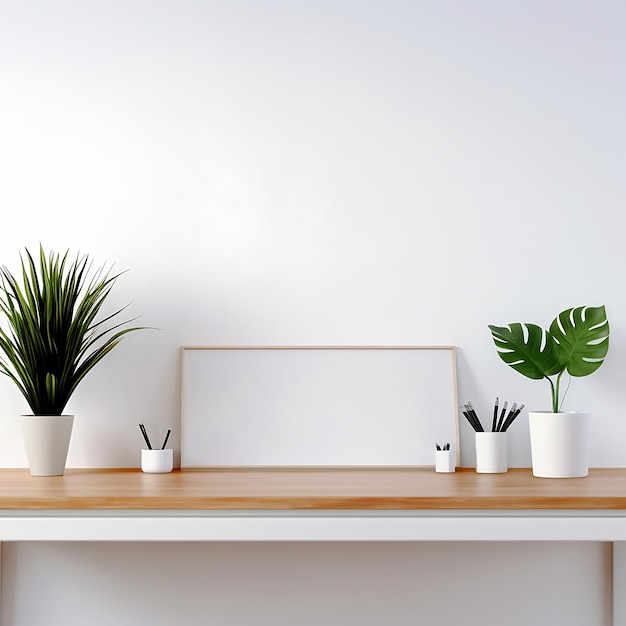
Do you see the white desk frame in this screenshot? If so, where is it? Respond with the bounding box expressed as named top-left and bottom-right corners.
top-left (0, 510), bottom-right (625, 624)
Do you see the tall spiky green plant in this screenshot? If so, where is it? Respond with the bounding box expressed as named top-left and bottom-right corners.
top-left (0, 246), bottom-right (144, 415)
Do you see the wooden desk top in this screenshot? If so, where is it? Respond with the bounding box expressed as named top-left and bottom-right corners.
top-left (1, 467), bottom-right (626, 510)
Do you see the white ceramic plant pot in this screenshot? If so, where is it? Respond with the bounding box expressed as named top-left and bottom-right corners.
top-left (528, 411), bottom-right (591, 478)
top-left (20, 415), bottom-right (74, 476)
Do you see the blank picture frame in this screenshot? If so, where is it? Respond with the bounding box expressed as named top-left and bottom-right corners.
top-left (181, 346), bottom-right (459, 468)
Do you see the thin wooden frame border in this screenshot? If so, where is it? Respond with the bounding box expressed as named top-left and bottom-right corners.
top-left (181, 346), bottom-right (459, 468)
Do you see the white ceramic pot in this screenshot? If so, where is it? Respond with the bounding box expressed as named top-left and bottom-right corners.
top-left (528, 411), bottom-right (591, 478)
top-left (20, 415), bottom-right (74, 476)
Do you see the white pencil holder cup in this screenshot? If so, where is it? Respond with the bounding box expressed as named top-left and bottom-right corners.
top-left (435, 449), bottom-right (455, 473)
top-left (475, 432), bottom-right (507, 473)
top-left (141, 449), bottom-right (173, 473)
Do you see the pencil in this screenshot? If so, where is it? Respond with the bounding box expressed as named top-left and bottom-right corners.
top-left (467, 402), bottom-right (485, 432)
top-left (496, 401), bottom-right (508, 432)
top-left (139, 423), bottom-right (152, 450)
top-left (499, 403), bottom-right (516, 432)
top-left (492, 397), bottom-right (499, 432)
top-left (502, 403), bottom-right (524, 432)
top-left (161, 428), bottom-right (171, 450)
top-left (462, 404), bottom-right (484, 432)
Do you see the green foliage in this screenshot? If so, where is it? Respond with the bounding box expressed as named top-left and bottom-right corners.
top-left (0, 246), bottom-right (144, 415)
top-left (489, 306), bottom-right (609, 412)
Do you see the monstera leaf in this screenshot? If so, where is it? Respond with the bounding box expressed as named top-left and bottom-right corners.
top-left (549, 305), bottom-right (609, 377)
top-left (488, 322), bottom-right (563, 380)
top-left (489, 305), bottom-right (610, 412)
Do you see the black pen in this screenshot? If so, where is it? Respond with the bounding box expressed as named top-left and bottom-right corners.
top-left (436, 443), bottom-right (442, 451)
top-left (161, 428), bottom-right (171, 450)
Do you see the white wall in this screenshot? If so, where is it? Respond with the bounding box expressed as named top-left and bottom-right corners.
top-left (0, 2), bottom-right (623, 625)
top-left (0, 0), bottom-right (624, 469)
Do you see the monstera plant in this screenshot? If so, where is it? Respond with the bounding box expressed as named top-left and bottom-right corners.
top-left (488, 306), bottom-right (610, 478)
top-left (488, 305), bottom-right (610, 413)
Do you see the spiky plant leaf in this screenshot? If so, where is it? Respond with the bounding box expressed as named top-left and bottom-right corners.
top-left (0, 246), bottom-right (144, 415)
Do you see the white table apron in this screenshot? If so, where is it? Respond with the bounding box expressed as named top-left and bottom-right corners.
top-left (1, 510), bottom-right (625, 624)
top-left (1, 509), bottom-right (626, 542)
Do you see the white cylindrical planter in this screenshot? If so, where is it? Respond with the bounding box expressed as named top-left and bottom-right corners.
top-left (20, 415), bottom-right (74, 477)
top-left (475, 432), bottom-right (508, 473)
top-left (141, 449), bottom-right (174, 473)
top-left (529, 411), bottom-right (591, 478)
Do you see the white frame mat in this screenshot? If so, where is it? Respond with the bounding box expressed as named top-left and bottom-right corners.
top-left (181, 346), bottom-right (459, 468)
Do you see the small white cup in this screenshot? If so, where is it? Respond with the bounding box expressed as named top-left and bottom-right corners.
top-left (475, 432), bottom-right (507, 473)
top-left (141, 449), bottom-right (173, 473)
top-left (435, 449), bottom-right (455, 473)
